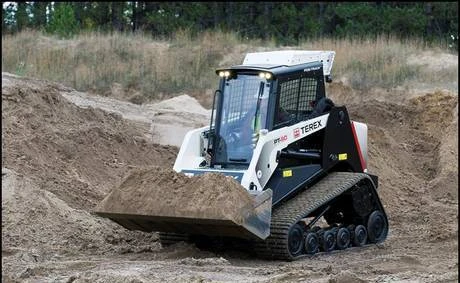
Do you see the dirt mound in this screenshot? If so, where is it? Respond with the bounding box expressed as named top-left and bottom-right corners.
top-left (1, 73), bottom-right (178, 276)
top-left (348, 90), bottom-right (457, 193)
top-left (430, 102), bottom-right (458, 200)
top-left (2, 73), bottom-right (177, 210)
top-left (151, 94), bottom-right (210, 115)
top-left (1, 169), bottom-right (159, 258)
top-left (59, 86), bottom-right (211, 147)
top-left (347, 90), bottom-right (458, 247)
top-left (2, 72), bottom-right (458, 282)
top-left (95, 167), bottom-right (254, 224)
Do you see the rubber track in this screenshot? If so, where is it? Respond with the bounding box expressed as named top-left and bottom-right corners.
top-left (253, 171), bottom-right (377, 261)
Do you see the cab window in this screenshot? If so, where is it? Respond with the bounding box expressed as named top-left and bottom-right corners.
top-left (274, 76), bottom-right (320, 128)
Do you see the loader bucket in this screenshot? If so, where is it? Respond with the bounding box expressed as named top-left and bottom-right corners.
top-left (94, 168), bottom-right (272, 240)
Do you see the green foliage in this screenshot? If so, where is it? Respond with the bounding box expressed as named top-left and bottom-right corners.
top-left (16, 2), bottom-right (28, 31)
top-left (2, 2), bottom-right (458, 48)
top-left (31, 2), bottom-right (47, 30)
top-left (297, 6), bottom-right (322, 39)
top-left (271, 3), bottom-right (300, 44)
top-left (429, 2), bottom-right (458, 51)
top-left (326, 3), bottom-right (427, 39)
top-left (145, 7), bottom-right (179, 37)
top-left (329, 3), bottom-right (383, 38)
top-left (381, 5), bottom-right (427, 37)
top-left (47, 3), bottom-right (79, 38)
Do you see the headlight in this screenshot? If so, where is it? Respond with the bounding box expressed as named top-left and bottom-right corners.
top-left (259, 72), bottom-right (273, 79)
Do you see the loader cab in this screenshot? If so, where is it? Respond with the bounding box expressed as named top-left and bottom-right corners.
top-left (209, 62), bottom-right (327, 169)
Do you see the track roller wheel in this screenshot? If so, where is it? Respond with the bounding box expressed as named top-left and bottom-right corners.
top-left (329, 226), bottom-right (339, 234)
top-left (288, 224), bottom-right (304, 257)
top-left (303, 231), bottom-right (319, 255)
top-left (367, 210), bottom-right (388, 243)
top-left (351, 225), bottom-right (367, 246)
top-left (318, 229), bottom-right (336, 252)
top-left (336, 227), bottom-right (351, 249)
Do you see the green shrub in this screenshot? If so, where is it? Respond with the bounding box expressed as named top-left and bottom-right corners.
top-left (47, 4), bottom-right (79, 39)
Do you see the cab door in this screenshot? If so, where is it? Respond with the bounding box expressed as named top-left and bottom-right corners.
top-left (272, 71), bottom-right (325, 130)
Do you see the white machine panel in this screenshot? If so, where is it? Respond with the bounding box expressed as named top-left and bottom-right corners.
top-left (243, 50), bottom-right (335, 76)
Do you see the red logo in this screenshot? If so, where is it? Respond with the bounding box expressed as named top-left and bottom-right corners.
top-left (274, 135), bottom-right (288, 144)
top-left (294, 128), bottom-right (300, 138)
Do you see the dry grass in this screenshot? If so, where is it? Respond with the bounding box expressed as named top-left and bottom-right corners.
top-left (1, 30), bottom-right (246, 101)
top-left (2, 30), bottom-right (456, 104)
top-left (299, 35), bottom-right (458, 90)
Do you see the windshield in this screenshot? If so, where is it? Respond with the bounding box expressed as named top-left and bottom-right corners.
top-left (214, 74), bottom-right (270, 165)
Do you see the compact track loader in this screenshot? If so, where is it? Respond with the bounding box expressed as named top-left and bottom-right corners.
top-left (95, 50), bottom-right (389, 260)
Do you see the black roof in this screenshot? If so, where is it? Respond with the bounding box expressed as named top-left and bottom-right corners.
top-left (215, 61), bottom-right (324, 76)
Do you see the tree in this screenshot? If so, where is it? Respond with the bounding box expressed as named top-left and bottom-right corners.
top-left (271, 3), bottom-right (299, 44)
top-left (47, 3), bottom-right (79, 38)
top-left (32, 2), bottom-right (48, 29)
top-left (111, 2), bottom-right (125, 31)
top-left (1, 1), bottom-right (458, 47)
top-left (2, 4), bottom-right (6, 31)
top-left (16, 2), bottom-right (28, 31)
top-left (90, 2), bottom-right (111, 31)
top-left (329, 3), bottom-right (383, 38)
top-left (382, 5), bottom-right (427, 38)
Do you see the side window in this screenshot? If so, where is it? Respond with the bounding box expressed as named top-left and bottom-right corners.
top-left (298, 77), bottom-right (318, 112)
top-left (279, 78), bottom-right (300, 112)
top-left (275, 76), bottom-right (319, 127)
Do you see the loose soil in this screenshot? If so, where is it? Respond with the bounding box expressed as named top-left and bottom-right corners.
top-left (2, 71), bottom-right (458, 283)
top-left (95, 167), bottom-right (254, 225)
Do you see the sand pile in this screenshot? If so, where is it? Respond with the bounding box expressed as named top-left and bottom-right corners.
top-left (411, 93), bottom-right (459, 201)
top-left (59, 87), bottom-right (211, 147)
top-left (2, 71), bottom-right (458, 282)
top-left (95, 167), bottom-right (254, 224)
top-left (1, 168), bottom-right (159, 260)
top-left (347, 90), bottom-right (458, 246)
top-left (349, 91), bottom-right (458, 203)
top-left (151, 94), bottom-right (211, 115)
top-left (2, 73), bottom-right (177, 210)
top-left (1, 73), bottom-right (178, 265)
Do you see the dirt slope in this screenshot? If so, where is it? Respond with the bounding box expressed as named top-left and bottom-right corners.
top-left (60, 87), bottom-right (211, 147)
top-left (2, 73), bottom-right (177, 210)
top-left (2, 72), bottom-right (458, 283)
top-left (2, 73), bottom-right (178, 277)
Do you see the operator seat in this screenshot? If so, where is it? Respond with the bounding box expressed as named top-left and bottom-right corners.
top-left (309, 97), bottom-right (335, 119)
